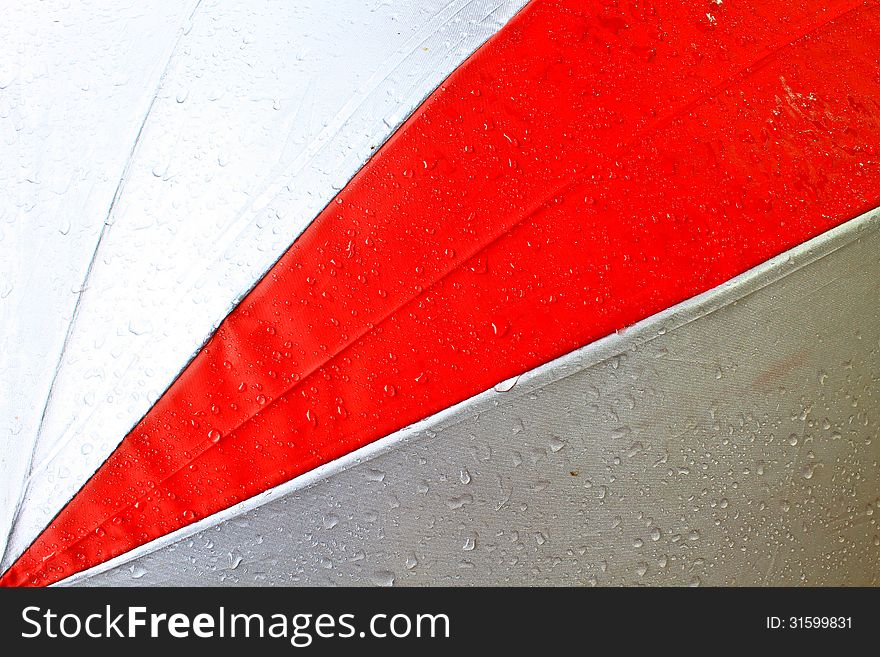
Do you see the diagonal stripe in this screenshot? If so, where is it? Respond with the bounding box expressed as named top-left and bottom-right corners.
top-left (4, 0), bottom-right (880, 586)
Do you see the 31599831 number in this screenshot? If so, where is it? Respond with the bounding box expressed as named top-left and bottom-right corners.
top-left (790, 617), bottom-right (851, 629)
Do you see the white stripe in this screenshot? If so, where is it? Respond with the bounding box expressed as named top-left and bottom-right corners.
top-left (0, 0), bottom-right (201, 565)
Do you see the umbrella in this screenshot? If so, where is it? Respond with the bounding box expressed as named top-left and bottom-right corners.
top-left (2, 0), bottom-right (879, 586)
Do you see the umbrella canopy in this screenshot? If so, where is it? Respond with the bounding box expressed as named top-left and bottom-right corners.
top-left (2, 0), bottom-right (880, 586)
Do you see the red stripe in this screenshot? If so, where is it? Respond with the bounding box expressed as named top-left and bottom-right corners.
top-left (5, 0), bottom-right (880, 586)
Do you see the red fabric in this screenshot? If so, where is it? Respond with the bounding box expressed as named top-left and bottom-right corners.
top-left (5, 0), bottom-right (880, 586)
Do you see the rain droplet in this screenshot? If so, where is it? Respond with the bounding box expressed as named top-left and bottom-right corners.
top-left (371, 570), bottom-right (395, 587)
top-left (494, 375), bottom-right (519, 393)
